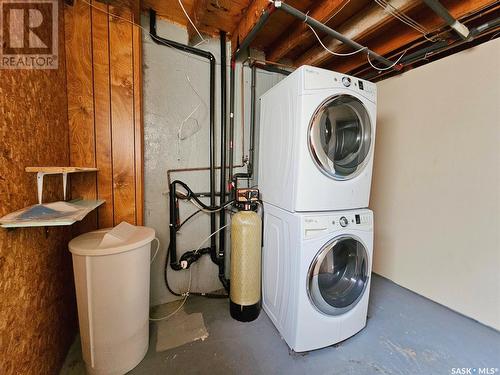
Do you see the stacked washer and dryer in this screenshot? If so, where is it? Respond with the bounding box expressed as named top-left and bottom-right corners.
top-left (258, 65), bottom-right (376, 352)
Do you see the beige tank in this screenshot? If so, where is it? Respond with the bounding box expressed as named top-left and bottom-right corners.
top-left (230, 210), bottom-right (262, 322)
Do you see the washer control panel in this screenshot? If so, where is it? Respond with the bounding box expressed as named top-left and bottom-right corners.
top-left (303, 212), bottom-right (372, 240)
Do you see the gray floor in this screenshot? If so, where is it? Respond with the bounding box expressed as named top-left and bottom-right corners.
top-left (61, 275), bottom-right (500, 375)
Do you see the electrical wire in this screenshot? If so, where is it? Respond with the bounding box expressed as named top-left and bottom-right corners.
top-left (307, 24), bottom-right (368, 56)
top-left (177, 0), bottom-right (208, 47)
top-left (150, 224), bottom-right (230, 321)
top-left (366, 49), bottom-right (407, 71)
top-left (324, 0), bottom-right (352, 24)
top-left (150, 237), bottom-right (160, 263)
top-left (374, 0), bottom-right (439, 42)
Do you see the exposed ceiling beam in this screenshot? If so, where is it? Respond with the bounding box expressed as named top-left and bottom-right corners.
top-left (266, 0), bottom-right (349, 62)
top-left (230, 0), bottom-right (272, 54)
top-left (327, 0), bottom-right (497, 74)
top-left (294, 0), bottom-right (419, 67)
top-left (186, 0), bottom-right (210, 43)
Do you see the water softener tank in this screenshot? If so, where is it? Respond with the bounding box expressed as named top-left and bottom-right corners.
top-left (230, 209), bottom-right (262, 322)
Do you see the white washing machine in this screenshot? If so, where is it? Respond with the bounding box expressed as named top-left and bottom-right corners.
top-left (258, 65), bottom-right (377, 212)
top-left (262, 203), bottom-right (373, 352)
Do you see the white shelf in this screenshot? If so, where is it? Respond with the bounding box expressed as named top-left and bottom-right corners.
top-left (0, 199), bottom-right (105, 228)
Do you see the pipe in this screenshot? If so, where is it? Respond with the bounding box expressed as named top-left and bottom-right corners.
top-left (166, 164), bottom-right (246, 187)
top-left (229, 3), bottom-right (277, 192)
top-left (219, 31), bottom-right (228, 282)
top-left (274, 1), bottom-right (398, 69)
top-left (251, 62), bottom-right (292, 76)
top-left (248, 65), bottom-right (257, 175)
top-left (149, 9), bottom-right (219, 269)
top-left (422, 0), bottom-right (470, 39)
top-left (364, 16), bottom-right (500, 81)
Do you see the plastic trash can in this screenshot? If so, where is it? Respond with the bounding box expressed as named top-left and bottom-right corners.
top-left (69, 222), bottom-right (155, 375)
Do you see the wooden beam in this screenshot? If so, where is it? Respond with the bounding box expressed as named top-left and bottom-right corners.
top-left (294, 0), bottom-right (419, 67)
top-left (327, 0), bottom-right (497, 74)
top-left (267, 0), bottom-right (349, 62)
top-left (230, 0), bottom-right (271, 54)
top-left (187, 0), bottom-right (210, 43)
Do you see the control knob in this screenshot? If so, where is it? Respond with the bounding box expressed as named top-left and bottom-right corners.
top-left (339, 216), bottom-right (348, 227)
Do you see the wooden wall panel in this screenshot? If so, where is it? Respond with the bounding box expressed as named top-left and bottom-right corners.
top-left (109, 5), bottom-right (137, 224)
top-left (0, 1), bottom-right (77, 373)
top-left (133, 25), bottom-right (144, 226)
top-left (64, 0), bottom-right (97, 205)
top-left (92, 1), bottom-right (114, 228)
top-left (64, 0), bottom-right (143, 227)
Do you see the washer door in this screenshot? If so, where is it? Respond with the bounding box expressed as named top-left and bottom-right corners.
top-left (308, 95), bottom-right (372, 180)
top-left (307, 236), bottom-right (369, 316)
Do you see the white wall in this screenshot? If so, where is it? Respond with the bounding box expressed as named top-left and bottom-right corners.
top-left (372, 38), bottom-right (500, 330)
top-left (142, 16), bottom-right (283, 306)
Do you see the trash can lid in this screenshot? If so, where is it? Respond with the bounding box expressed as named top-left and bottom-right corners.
top-left (69, 222), bottom-right (156, 256)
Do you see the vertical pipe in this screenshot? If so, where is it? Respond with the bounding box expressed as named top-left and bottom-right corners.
top-left (248, 65), bottom-right (256, 176)
top-left (219, 31), bottom-right (227, 260)
top-left (209, 57), bottom-right (217, 256)
top-left (228, 58), bottom-right (236, 189)
top-left (149, 9), bottom-right (219, 267)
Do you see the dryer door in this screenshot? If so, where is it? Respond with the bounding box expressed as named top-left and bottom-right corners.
top-left (307, 236), bottom-right (369, 316)
top-left (308, 95), bottom-right (372, 180)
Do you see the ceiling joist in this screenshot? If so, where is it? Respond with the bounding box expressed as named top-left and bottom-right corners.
top-left (186, 0), bottom-right (210, 42)
top-left (294, 0), bottom-right (420, 67)
top-left (327, 0), bottom-right (497, 73)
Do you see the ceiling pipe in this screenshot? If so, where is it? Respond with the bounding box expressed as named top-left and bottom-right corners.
top-left (421, 0), bottom-right (470, 40)
top-left (364, 16), bottom-right (500, 81)
top-left (272, 1), bottom-right (400, 70)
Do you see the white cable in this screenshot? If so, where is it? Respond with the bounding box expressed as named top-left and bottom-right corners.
top-left (307, 24), bottom-right (368, 56)
top-left (149, 268), bottom-right (191, 321)
top-left (150, 237), bottom-right (160, 263)
top-left (367, 49), bottom-right (407, 71)
top-left (189, 199), bottom-right (234, 213)
top-left (324, 0), bottom-right (352, 24)
top-left (374, 0), bottom-right (439, 42)
top-left (177, 0), bottom-right (208, 47)
top-left (149, 224), bottom-right (229, 321)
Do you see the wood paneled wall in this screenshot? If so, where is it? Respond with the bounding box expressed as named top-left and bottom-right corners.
top-left (0, 1), bottom-right (77, 373)
top-left (64, 0), bottom-right (143, 228)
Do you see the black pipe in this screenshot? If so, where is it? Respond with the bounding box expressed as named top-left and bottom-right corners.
top-left (251, 62), bottom-right (292, 76)
top-left (219, 31), bottom-right (229, 290)
top-left (274, 1), bottom-right (397, 69)
top-left (149, 9), bottom-right (221, 275)
top-left (248, 65), bottom-right (257, 176)
top-left (364, 16), bottom-right (500, 80)
top-left (229, 3), bottom-right (277, 192)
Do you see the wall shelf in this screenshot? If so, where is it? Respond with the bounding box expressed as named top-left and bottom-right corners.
top-left (0, 199), bottom-right (105, 228)
top-left (25, 166), bottom-right (98, 204)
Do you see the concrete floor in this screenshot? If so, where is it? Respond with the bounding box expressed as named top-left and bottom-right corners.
top-left (61, 275), bottom-right (500, 375)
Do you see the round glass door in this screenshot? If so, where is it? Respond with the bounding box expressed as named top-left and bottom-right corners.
top-left (307, 236), bottom-right (369, 316)
top-left (308, 95), bottom-right (372, 180)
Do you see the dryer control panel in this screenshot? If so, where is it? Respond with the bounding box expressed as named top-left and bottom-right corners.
top-left (302, 211), bottom-right (372, 240)
top-left (302, 66), bottom-right (376, 103)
